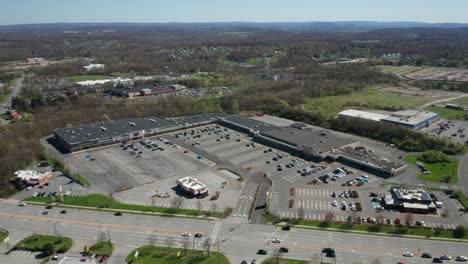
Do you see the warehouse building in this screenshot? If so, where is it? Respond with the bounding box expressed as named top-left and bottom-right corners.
top-left (54, 117), bottom-right (177, 152)
top-left (338, 109), bottom-right (440, 130)
top-left (338, 109), bottom-right (389, 122)
top-left (53, 113), bottom-right (406, 177)
top-left (381, 110), bottom-right (440, 130)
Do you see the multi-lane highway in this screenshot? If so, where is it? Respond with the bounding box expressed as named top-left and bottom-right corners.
top-left (0, 199), bottom-right (467, 264)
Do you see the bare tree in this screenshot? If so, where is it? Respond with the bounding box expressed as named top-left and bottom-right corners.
top-left (404, 212), bottom-right (414, 226)
top-left (97, 231), bottom-right (108, 243)
top-left (324, 211), bottom-right (335, 223)
top-left (196, 199), bottom-right (203, 213)
top-left (272, 248), bottom-right (283, 264)
top-left (210, 203), bottom-right (218, 213)
top-left (297, 206), bottom-right (305, 220)
top-left (183, 237), bottom-right (190, 256)
top-left (147, 232), bottom-right (157, 246)
top-left (376, 215), bottom-right (386, 226)
top-left (203, 238), bottom-right (212, 256)
top-left (171, 196), bottom-right (184, 209)
top-left (107, 192), bottom-right (114, 207)
top-left (165, 236), bottom-right (174, 253)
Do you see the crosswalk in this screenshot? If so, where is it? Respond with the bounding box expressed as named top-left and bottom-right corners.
top-left (124, 200), bottom-right (210, 211)
top-left (224, 217), bottom-right (249, 224)
top-left (67, 191), bottom-right (88, 196)
top-left (8, 250), bottom-right (39, 259)
top-left (295, 188), bottom-right (341, 198)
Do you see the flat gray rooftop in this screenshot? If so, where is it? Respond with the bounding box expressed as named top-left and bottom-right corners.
top-left (55, 116), bottom-right (176, 144)
top-left (338, 146), bottom-right (406, 170)
top-left (382, 110), bottom-right (439, 126)
top-left (261, 126), bottom-right (355, 153)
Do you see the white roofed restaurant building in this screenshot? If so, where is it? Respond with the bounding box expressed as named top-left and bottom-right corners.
top-left (14, 170), bottom-right (54, 186)
top-left (176, 176), bottom-right (209, 198)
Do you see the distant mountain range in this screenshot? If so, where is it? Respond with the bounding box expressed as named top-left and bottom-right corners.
top-left (1, 21), bottom-right (467, 32)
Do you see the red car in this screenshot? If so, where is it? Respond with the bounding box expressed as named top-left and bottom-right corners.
top-left (394, 218), bottom-right (401, 225)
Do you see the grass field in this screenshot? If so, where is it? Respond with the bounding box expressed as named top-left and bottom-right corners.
top-left (70, 75), bottom-right (109, 82)
top-left (305, 89), bottom-right (429, 117)
top-left (24, 194), bottom-right (225, 218)
top-left (0, 229), bottom-right (8, 243)
top-left (375, 65), bottom-right (421, 76)
top-left (13, 234), bottom-right (73, 253)
top-left (246, 58), bottom-right (264, 65)
top-left (448, 97), bottom-right (468, 108)
top-left (295, 220), bottom-right (467, 239)
top-left (427, 106), bottom-right (467, 121)
top-left (262, 258), bottom-right (328, 264)
top-left (126, 245), bottom-right (229, 264)
top-left (90, 241), bottom-right (113, 256)
top-left (404, 155), bottom-right (459, 184)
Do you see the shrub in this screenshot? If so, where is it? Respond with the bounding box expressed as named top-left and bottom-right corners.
top-left (453, 225), bottom-right (467, 238)
top-left (418, 150), bottom-right (450, 163)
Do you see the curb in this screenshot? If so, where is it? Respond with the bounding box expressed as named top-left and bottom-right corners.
top-left (292, 224), bottom-right (468, 243)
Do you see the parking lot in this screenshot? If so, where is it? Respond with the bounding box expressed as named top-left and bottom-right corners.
top-left (114, 168), bottom-right (242, 212)
top-left (421, 119), bottom-right (468, 144)
top-left (63, 137), bottom-right (211, 193)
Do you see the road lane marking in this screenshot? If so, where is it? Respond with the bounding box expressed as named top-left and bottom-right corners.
top-left (0, 212), bottom-right (208, 235)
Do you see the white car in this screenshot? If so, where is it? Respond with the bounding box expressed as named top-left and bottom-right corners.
top-left (32, 192), bottom-right (38, 197)
top-left (182, 232), bottom-right (192, 237)
top-left (18, 202), bottom-right (26, 207)
top-left (272, 238), bottom-right (281, 243)
top-left (403, 252), bottom-right (414, 257)
top-left (332, 201), bottom-right (337, 206)
top-left (456, 256), bottom-right (468, 261)
top-left (26, 186), bottom-right (33, 190)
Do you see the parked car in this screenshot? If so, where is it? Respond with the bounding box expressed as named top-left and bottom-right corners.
top-left (403, 252), bottom-right (414, 257)
top-left (257, 249), bottom-right (267, 255)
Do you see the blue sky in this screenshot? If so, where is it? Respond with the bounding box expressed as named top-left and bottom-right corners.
top-left (2, 0), bottom-right (468, 25)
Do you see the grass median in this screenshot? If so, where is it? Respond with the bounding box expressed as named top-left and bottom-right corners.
top-left (90, 241), bottom-right (113, 256)
top-left (0, 229), bottom-right (8, 243)
top-left (24, 194), bottom-right (225, 218)
top-left (13, 234), bottom-right (73, 254)
top-left (295, 220), bottom-right (468, 240)
top-left (126, 245), bottom-right (229, 264)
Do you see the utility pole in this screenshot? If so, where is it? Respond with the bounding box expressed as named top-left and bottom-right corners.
top-left (217, 239), bottom-right (220, 264)
top-left (192, 237), bottom-right (195, 254)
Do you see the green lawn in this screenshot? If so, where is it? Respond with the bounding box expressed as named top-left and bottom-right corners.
top-left (13, 234), bottom-right (73, 253)
top-left (455, 190), bottom-right (468, 209)
top-left (0, 229), bottom-right (8, 243)
top-left (24, 194), bottom-right (225, 218)
top-left (295, 220), bottom-right (468, 240)
top-left (426, 106), bottom-right (467, 121)
top-left (72, 173), bottom-right (92, 186)
top-left (246, 58), bottom-right (264, 65)
top-left (126, 245), bottom-right (229, 264)
top-left (305, 89), bottom-right (429, 117)
top-left (70, 75), bottom-right (109, 82)
top-left (448, 97), bottom-right (468, 108)
top-left (90, 241), bottom-right (113, 256)
top-left (405, 155), bottom-right (459, 184)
